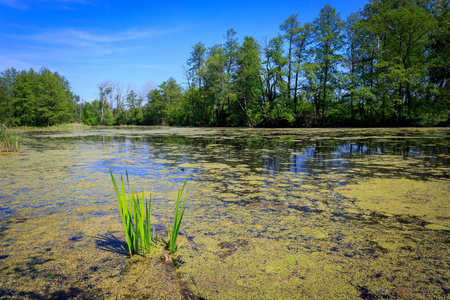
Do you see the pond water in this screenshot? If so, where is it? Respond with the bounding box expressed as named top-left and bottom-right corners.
top-left (0, 127), bottom-right (449, 299)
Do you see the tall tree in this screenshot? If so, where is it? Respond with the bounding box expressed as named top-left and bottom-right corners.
top-left (97, 82), bottom-right (113, 125)
top-left (261, 35), bottom-right (288, 124)
top-left (312, 4), bottom-right (345, 126)
top-left (365, 0), bottom-right (436, 123)
top-left (280, 14), bottom-right (300, 101)
top-left (186, 42), bottom-right (208, 124)
top-left (235, 36), bottom-right (262, 127)
top-left (126, 90), bottom-right (143, 125)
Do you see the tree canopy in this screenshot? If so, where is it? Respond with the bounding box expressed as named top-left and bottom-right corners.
top-left (2, 0), bottom-right (448, 127)
top-left (0, 67), bottom-right (76, 126)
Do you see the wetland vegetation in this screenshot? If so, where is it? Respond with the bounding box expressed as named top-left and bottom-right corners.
top-left (0, 124), bottom-right (19, 153)
top-left (0, 127), bottom-right (448, 299)
top-left (110, 170), bottom-right (188, 256)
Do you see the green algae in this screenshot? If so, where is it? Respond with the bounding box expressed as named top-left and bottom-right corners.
top-left (1, 127), bottom-right (449, 299)
top-left (336, 178), bottom-right (450, 228)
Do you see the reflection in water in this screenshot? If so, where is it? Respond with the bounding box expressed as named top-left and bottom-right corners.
top-left (0, 127), bottom-right (449, 299)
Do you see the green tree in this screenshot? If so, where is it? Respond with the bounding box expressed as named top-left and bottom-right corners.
top-left (98, 82), bottom-right (113, 125)
top-left (235, 36), bottom-right (262, 127)
top-left (280, 15), bottom-right (313, 117)
top-left (204, 44), bottom-right (228, 125)
top-left (38, 68), bottom-right (74, 125)
top-left (427, 0), bottom-right (450, 124)
top-left (186, 42), bottom-right (209, 124)
top-left (364, 0), bottom-right (437, 124)
top-left (160, 78), bottom-right (184, 125)
top-left (84, 101), bottom-right (99, 125)
top-left (14, 69), bottom-right (37, 126)
top-left (0, 68), bottom-right (19, 125)
top-left (126, 90), bottom-right (143, 125)
top-left (143, 89), bottom-right (165, 125)
top-left (312, 4), bottom-right (345, 126)
top-left (261, 35), bottom-right (289, 125)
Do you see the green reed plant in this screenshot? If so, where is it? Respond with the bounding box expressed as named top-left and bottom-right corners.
top-left (110, 170), bottom-right (156, 257)
top-left (164, 178), bottom-right (188, 254)
top-left (110, 170), bottom-right (189, 256)
top-left (0, 124), bottom-right (20, 152)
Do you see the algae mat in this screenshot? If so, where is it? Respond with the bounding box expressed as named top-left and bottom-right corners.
top-left (0, 127), bottom-right (449, 299)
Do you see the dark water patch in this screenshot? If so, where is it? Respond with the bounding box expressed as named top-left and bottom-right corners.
top-left (86, 210), bottom-right (110, 217)
top-left (215, 239), bottom-right (249, 259)
top-left (0, 287), bottom-right (105, 300)
top-left (288, 204), bottom-right (323, 214)
top-left (357, 285), bottom-right (383, 300)
top-left (26, 256), bottom-right (54, 267)
top-left (394, 215), bottom-right (430, 227)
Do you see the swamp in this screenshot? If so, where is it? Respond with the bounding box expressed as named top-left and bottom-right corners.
top-left (0, 127), bottom-right (449, 299)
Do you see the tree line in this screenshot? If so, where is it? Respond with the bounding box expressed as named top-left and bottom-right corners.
top-left (1, 0), bottom-right (449, 127)
top-left (0, 67), bottom-right (76, 126)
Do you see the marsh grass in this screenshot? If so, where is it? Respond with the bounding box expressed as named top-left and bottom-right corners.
top-left (0, 124), bottom-right (19, 152)
top-left (110, 170), bottom-right (188, 256)
top-left (20, 123), bottom-right (90, 131)
top-left (110, 170), bottom-right (157, 257)
top-left (164, 178), bottom-right (188, 254)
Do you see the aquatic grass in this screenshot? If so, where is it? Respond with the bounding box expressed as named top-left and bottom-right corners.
top-left (164, 178), bottom-right (188, 254)
top-left (0, 124), bottom-right (20, 152)
top-left (19, 123), bottom-right (90, 131)
top-left (110, 170), bottom-right (156, 256)
top-left (110, 170), bottom-right (188, 256)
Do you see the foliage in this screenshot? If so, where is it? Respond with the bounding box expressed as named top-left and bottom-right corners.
top-left (3, 1), bottom-right (449, 128)
top-left (110, 170), bottom-right (155, 257)
top-left (0, 67), bottom-right (76, 126)
top-left (163, 178), bottom-right (188, 254)
top-left (0, 124), bottom-right (19, 152)
top-left (110, 170), bottom-right (189, 256)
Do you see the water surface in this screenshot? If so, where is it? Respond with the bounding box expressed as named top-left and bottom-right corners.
top-left (0, 127), bottom-right (449, 299)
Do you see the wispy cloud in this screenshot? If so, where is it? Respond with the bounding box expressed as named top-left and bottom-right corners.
top-left (0, 0), bottom-right (91, 10)
top-left (0, 53), bottom-right (41, 71)
top-left (26, 27), bottom-right (179, 47)
top-left (2, 25), bottom-right (186, 67)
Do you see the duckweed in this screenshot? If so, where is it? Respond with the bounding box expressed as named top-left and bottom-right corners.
top-left (0, 127), bottom-right (449, 299)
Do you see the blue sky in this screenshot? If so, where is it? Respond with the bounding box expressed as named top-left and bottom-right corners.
top-left (0, 0), bottom-right (369, 102)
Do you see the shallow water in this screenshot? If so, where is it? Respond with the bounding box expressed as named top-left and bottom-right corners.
top-left (0, 127), bottom-right (449, 299)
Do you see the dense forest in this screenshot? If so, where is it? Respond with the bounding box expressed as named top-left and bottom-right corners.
top-left (0, 68), bottom-right (76, 127)
top-left (1, 0), bottom-right (449, 127)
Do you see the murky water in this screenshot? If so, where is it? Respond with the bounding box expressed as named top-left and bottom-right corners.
top-left (0, 127), bottom-right (449, 299)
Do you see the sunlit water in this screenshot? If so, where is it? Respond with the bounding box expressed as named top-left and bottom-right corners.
top-left (0, 127), bottom-right (449, 299)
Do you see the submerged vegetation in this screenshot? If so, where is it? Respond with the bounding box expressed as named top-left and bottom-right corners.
top-left (110, 170), bottom-right (188, 256)
top-left (0, 127), bottom-right (448, 299)
top-left (0, 124), bottom-right (19, 152)
top-left (336, 178), bottom-right (450, 230)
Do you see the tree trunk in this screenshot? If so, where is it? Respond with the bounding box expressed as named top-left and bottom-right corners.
top-left (322, 66), bottom-right (328, 127)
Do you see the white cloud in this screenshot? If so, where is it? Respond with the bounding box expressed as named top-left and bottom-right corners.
top-left (25, 27), bottom-right (183, 47)
top-left (2, 25), bottom-right (186, 67)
